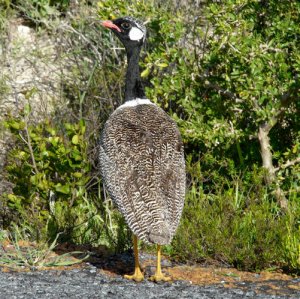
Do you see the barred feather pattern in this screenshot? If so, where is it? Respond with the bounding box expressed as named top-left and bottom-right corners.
top-left (99, 102), bottom-right (185, 245)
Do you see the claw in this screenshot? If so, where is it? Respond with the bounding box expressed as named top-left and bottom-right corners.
top-left (124, 268), bottom-right (144, 282)
top-left (124, 235), bottom-right (144, 282)
top-left (149, 244), bottom-right (172, 283)
top-left (149, 273), bottom-right (171, 282)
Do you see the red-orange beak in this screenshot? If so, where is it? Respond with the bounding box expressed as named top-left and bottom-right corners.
top-left (102, 20), bottom-right (121, 32)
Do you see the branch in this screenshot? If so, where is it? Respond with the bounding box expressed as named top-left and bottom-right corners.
top-left (261, 79), bottom-right (300, 133)
top-left (24, 122), bottom-right (39, 175)
top-left (274, 157), bottom-right (300, 172)
top-left (197, 75), bottom-right (243, 103)
top-left (59, 23), bottom-right (103, 64)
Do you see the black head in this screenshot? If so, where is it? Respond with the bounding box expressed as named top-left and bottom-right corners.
top-left (102, 16), bottom-right (146, 49)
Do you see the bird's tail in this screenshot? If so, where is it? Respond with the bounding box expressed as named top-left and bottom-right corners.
top-left (148, 222), bottom-right (171, 245)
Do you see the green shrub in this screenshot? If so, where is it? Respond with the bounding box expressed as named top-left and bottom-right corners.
top-left (3, 106), bottom-right (89, 240)
top-left (283, 202), bottom-right (300, 272)
top-left (171, 158), bottom-right (300, 272)
top-left (1, 0), bottom-right (299, 274)
top-left (11, 0), bottom-right (70, 24)
top-left (2, 102), bottom-right (131, 252)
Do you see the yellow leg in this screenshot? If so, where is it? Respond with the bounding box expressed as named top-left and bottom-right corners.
top-left (149, 245), bottom-right (171, 282)
top-left (124, 235), bottom-right (144, 282)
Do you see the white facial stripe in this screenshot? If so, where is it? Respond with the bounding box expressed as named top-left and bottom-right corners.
top-left (116, 98), bottom-right (156, 110)
top-left (129, 27), bottom-right (144, 41)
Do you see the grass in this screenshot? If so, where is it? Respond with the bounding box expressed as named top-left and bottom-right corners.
top-left (0, 224), bottom-right (88, 270)
top-left (1, 159), bottom-right (299, 274)
top-left (0, 0), bottom-right (299, 276)
top-left (170, 161), bottom-right (300, 274)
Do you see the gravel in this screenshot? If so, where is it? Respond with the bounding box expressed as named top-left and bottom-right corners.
top-left (0, 266), bottom-right (299, 299)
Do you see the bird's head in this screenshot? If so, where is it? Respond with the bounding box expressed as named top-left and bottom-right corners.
top-left (102, 16), bottom-right (146, 49)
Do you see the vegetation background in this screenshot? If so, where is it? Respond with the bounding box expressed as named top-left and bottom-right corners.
top-left (0, 0), bottom-right (299, 273)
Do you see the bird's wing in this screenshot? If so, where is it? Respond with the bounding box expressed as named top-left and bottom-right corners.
top-left (99, 105), bottom-right (185, 244)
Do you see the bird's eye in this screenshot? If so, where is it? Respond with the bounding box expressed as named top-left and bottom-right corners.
top-left (121, 22), bottom-right (131, 30)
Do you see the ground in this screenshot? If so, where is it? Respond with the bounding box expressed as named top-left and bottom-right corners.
top-left (1, 240), bottom-right (300, 298)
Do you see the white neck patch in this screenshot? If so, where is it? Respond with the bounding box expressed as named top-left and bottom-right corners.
top-left (129, 27), bottom-right (144, 41)
top-left (116, 98), bottom-right (156, 110)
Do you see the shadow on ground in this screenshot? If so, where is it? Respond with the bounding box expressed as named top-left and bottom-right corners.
top-left (1, 240), bottom-right (300, 297)
top-left (53, 242), bottom-right (300, 297)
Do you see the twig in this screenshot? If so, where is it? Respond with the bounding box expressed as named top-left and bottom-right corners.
top-left (198, 75), bottom-right (243, 103)
top-left (79, 61), bottom-right (98, 119)
top-left (59, 23), bottom-right (103, 63)
top-left (274, 157), bottom-right (300, 172)
top-left (24, 117), bottom-right (39, 175)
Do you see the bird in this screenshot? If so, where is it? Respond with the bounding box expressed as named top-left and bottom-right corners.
top-left (100, 16), bottom-right (185, 282)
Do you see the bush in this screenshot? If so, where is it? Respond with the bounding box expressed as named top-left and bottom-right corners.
top-left (2, 105), bottom-right (131, 251)
top-left (0, 0), bottom-right (299, 274)
top-left (170, 158), bottom-right (300, 272)
top-left (3, 106), bottom-right (89, 240)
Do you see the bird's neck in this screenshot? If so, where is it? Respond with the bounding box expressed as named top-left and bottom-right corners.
top-left (125, 46), bottom-right (146, 102)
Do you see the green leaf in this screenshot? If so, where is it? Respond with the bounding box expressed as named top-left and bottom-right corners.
top-left (9, 121), bottom-right (22, 130)
top-left (157, 62), bottom-right (168, 68)
top-left (72, 135), bottom-right (79, 145)
top-left (141, 68), bottom-right (150, 78)
top-left (7, 194), bottom-right (17, 201)
top-left (48, 136), bottom-right (59, 146)
top-left (72, 172), bottom-right (83, 178)
top-left (24, 104), bottom-right (31, 115)
top-left (55, 184), bottom-right (70, 194)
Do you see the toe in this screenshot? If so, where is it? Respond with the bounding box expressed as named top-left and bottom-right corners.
top-left (124, 272), bottom-right (144, 282)
top-left (149, 274), bottom-right (171, 282)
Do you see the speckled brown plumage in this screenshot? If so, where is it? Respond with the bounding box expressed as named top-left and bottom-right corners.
top-left (100, 17), bottom-right (185, 250)
top-left (99, 103), bottom-right (185, 245)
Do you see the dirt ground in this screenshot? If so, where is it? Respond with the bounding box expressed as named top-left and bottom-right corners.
top-left (1, 240), bottom-right (300, 298)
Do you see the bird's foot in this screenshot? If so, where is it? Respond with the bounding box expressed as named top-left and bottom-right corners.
top-left (149, 272), bottom-right (171, 283)
top-left (124, 268), bottom-right (144, 282)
